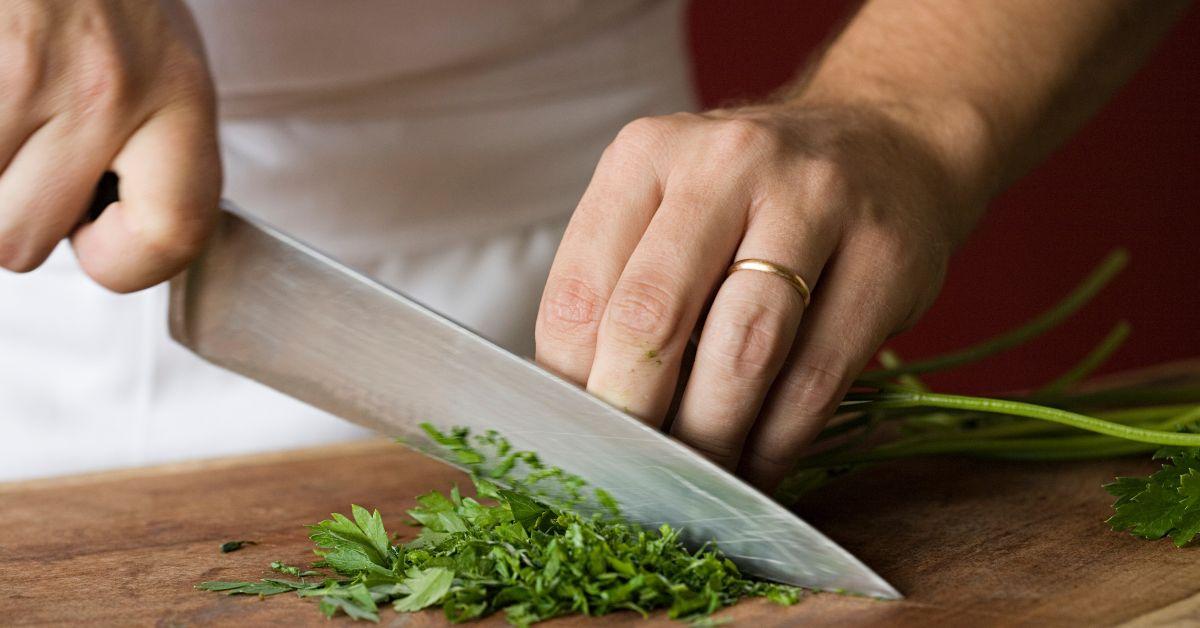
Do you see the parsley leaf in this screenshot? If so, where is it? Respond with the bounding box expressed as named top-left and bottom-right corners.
top-left (1106, 447), bottom-right (1200, 546)
top-left (196, 580), bottom-right (293, 596)
top-left (392, 567), bottom-right (454, 612)
top-left (498, 488), bottom-right (551, 531)
top-left (309, 507), bottom-right (395, 576)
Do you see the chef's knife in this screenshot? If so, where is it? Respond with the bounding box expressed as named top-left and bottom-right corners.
top-left (167, 205), bottom-right (900, 599)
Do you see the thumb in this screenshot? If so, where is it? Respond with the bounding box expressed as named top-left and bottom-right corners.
top-left (71, 102), bottom-right (221, 293)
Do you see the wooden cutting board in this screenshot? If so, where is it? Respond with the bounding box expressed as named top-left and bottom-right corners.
top-left (3, 436), bottom-right (1199, 626)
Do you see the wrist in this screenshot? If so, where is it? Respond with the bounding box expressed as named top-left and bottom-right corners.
top-left (783, 84), bottom-right (1003, 237)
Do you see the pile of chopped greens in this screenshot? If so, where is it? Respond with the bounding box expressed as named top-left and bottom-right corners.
top-left (775, 249), bottom-right (1200, 546)
top-left (199, 425), bottom-right (801, 624)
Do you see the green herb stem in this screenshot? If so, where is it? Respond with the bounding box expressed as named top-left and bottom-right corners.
top-left (860, 249), bottom-right (1127, 380)
top-left (896, 403), bottom-right (1196, 441)
top-left (1025, 385), bottom-right (1200, 409)
top-left (844, 391), bottom-right (1200, 446)
top-left (797, 434), bottom-right (1157, 467)
top-left (824, 403), bottom-right (1194, 445)
top-left (1152, 405), bottom-right (1200, 432)
top-left (806, 405), bottom-right (1200, 468)
top-left (876, 349), bottom-right (930, 392)
top-left (1038, 320), bottom-right (1131, 395)
top-left (1094, 404), bottom-right (1200, 423)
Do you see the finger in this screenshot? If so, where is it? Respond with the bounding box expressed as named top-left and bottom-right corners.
top-left (738, 238), bottom-right (914, 490)
top-left (535, 119), bottom-right (667, 384)
top-left (585, 175), bottom-right (748, 424)
top-left (669, 199), bottom-right (840, 468)
top-left (0, 106), bottom-right (46, 176)
top-left (71, 101), bottom-right (221, 292)
top-left (0, 33), bottom-right (49, 173)
top-left (0, 115), bottom-right (115, 272)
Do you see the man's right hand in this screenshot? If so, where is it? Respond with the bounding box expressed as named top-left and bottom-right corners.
top-left (0, 0), bottom-right (220, 292)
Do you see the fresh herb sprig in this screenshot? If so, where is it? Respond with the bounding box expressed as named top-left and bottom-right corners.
top-left (778, 249), bottom-right (1200, 545)
top-left (199, 426), bottom-right (800, 624)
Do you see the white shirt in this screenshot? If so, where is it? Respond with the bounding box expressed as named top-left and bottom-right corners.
top-left (1, 1), bottom-right (695, 480)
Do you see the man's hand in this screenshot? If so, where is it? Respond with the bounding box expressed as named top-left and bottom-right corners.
top-left (0, 0), bottom-right (220, 292)
top-left (536, 0), bottom-right (1189, 491)
top-left (536, 102), bottom-right (975, 490)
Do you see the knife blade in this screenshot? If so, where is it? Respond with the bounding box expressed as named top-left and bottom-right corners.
top-left (167, 206), bottom-right (900, 599)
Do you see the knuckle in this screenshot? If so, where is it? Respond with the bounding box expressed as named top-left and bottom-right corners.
top-left (131, 212), bottom-right (211, 263)
top-left (609, 117), bottom-right (671, 157)
top-left (700, 302), bottom-right (789, 381)
top-left (73, 47), bottom-right (134, 116)
top-left (0, 257), bottom-right (40, 273)
top-left (844, 230), bottom-right (945, 333)
top-left (710, 119), bottom-right (775, 160)
top-left (160, 46), bottom-right (216, 108)
top-left (742, 444), bottom-right (800, 475)
top-left (801, 157), bottom-right (852, 204)
top-left (677, 428), bottom-right (741, 463)
top-left (606, 273), bottom-right (682, 347)
top-left (847, 228), bottom-right (911, 277)
top-left (616, 116), bottom-right (667, 141)
top-left (0, 40), bottom-right (43, 107)
top-left (0, 6), bottom-right (52, 106)
top-left (537, 276), bottom-right (606, 343)
top-left (73, 5), bottom-right (144, 107)
top-left (781, 343), bottom-right (852, 419)
top-left (0, 237), bottom-right (49, 274)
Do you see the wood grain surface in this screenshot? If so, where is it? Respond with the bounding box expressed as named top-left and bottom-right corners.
top-left (4, 435), bottom-right (1199, 627)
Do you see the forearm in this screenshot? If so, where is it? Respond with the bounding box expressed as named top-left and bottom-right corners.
top-left (786, 0), bottom-right (1191, 213)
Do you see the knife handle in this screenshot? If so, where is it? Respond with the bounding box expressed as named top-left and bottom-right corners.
top-left (86, 171), bottom-right (120, 222)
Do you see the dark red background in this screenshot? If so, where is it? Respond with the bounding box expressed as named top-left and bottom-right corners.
top-left (687, 2), bottom-right (1200, 393)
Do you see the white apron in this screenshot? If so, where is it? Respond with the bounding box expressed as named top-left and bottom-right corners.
top-left (0, 1), bottom-right (695, 481)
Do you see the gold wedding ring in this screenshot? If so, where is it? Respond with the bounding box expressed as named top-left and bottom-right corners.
top-left (726, 258), bottom-right (812, 306)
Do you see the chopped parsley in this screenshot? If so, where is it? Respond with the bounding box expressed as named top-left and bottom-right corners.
top-left (198, 424), bottom-right (802, 624)
top-left (219, 540), bottom-right (256, 553)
